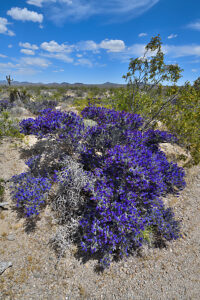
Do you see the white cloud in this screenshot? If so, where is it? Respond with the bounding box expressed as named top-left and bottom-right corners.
top-left (27, 0), bottom-right (73, 7)
top-left (0, 61), bottom-right (41, 76)
top-left (40, 0), bottom-right (159, 24)
top-left (138, 33), bottom-right (147, 37)
top-left (76, 39), bottom-right (125, 53)
top-left (7, 7), bottom-right (43, 23)
top-left (127, 44), bottom-right (146, 56)
top-left (41, 52), bottom-right (73, 62)
top-left (75, 58), bottom-right (93, 67)
top-left (99, 39), bottom-right (125, 52)
top-left (191, 68), bottom-right (198, 73)
top-left (187, 21), bottom-right (200, 31)
top-left (0, 62), bottom-right (17, 69)
top-left (21, 57), bottom-right (51, 67)
top-left (168, 34), bottom-right (178, 39)
top-left (0, 17), bottom-right (15, 36)
top-left (76, 53), bottom-right (83, 57)
top-left (76, 40), bottom-right (98, 51)
top-left (163, 45), bottom-right (200, 57)
top-left (8, 44), bottom-right (13, 48)
top-left (19, 42), bottom-right (39, 50)
top-left (27, 0), bottom-right (44, 6)
top-left (20, 49), bottom-right (35, 55)
top-left (0, 54), bottom-right (7, 58)
top-left (41, 40), bottom-right (73, 52)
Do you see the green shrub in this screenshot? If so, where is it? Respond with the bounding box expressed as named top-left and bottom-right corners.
top-left (0, 111), bottom-right (24, 139)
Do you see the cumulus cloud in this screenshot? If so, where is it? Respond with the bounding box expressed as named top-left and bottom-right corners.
top-left (8, 44), bottom-right (13, 48)
top-left (138, 33), bottom-right (147, 37)
top-left (40, 40), bottom-right (73, 52)
top-left (34, 0), bottom-right (159, 24)
top-left (20, 49), bottom-right (35, 55)
top-left (7, 7), bottom-right (43, 23)
top-left (76, 39), bottom-right (125, 53)
top-left (19, 42), bottom-right (39, 50)
top-left (99, 39), bottom-right (125, 52)
top-left (76, 40), bottom-right (98, 51)
top-left (168, 34), bottom-right (178, 39)
top-left (187, 21), bottom-right (200, 31)
top-left (0, 17), bottom-right (15, 36)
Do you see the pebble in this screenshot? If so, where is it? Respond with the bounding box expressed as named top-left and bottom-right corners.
top-left (33, 272), bottom-right (41, 278)
top-left (7, 234), bottom-right (15, 241)
top-left (0, 261), bottom-right (12, 275)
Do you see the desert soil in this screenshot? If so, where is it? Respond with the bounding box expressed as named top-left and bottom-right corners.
top-left (0, 136), bottom-right (199, 300)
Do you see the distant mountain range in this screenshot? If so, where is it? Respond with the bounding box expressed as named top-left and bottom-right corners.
top-left (0, 80), bottom-right (125, 87)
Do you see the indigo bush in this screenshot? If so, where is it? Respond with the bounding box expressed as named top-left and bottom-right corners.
top-left (13, 105), bottom-right (186, 270)
top-left (19, 109), bottom-right (85, 148)
top-left (10, 172), bottom-right (52, 217)
top-left (78, 106), bottom-right (185, 268)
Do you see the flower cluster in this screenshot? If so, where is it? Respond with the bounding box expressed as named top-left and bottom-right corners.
top-left (81, 106), bottom-right (144, 130)
top-left (19, 109), bottom-right (85, 147)
top-left (10, 172), bottom-right (52, 217)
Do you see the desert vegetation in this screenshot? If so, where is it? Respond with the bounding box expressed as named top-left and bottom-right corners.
top-left (0, 36), bottom-right (199, 272)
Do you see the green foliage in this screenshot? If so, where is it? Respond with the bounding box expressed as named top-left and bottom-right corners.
top-left (160, 82), bottom-right (200, 165)
top-left (139, 226), bottom-right (155, 244)
top-left (0, 111), bottom-right (24, 139)
top-left (121, 35), bottom-right (183, 115)
top-left (74, 97), bottom-right (113, 114)
top-left (193, 76), bottom-right (200, 91)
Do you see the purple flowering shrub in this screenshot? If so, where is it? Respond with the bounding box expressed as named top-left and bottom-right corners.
top-left (81, 106), bottom-right (143, 130)
top-left (78, 106), bottom-right (185, 268)
top-left (11, 105), bottom-right (186, 270)
top-left (19, 109), bottom-right (85, 148)
top-left (10, 172), bottom-right (52, 217)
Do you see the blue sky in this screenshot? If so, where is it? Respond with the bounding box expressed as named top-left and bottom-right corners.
top-left (0, 0), bottom-right (200, 84)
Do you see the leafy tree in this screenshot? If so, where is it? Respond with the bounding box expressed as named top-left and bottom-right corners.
top-left (121, 35), bottom-right (183, 129)
top-left (193, 76), bottom-right (200, 91)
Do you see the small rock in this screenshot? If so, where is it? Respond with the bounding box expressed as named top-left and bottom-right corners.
top-left (0, 202), bottom-right (9, 208)
top-left (33, 272), bottom-right (41, 278)
top-left (7, 234), bottom-right (15, 241)
top-left (0, 261), bottom-right (12, 275)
